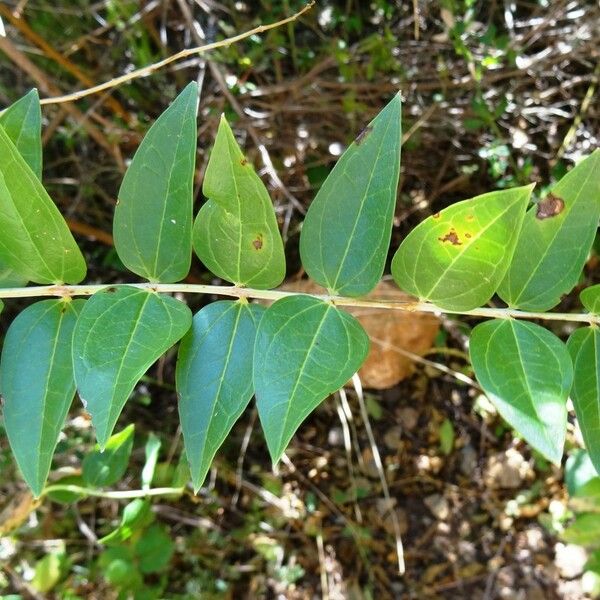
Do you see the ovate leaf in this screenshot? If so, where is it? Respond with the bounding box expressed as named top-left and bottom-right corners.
top-left (82, 424), bottom-right (135, 488)
top-left (498, 150), bottom-right (600, 310)
top-left (134, 524), bottom-right (174, 573)
top-left (299, 93), bottom-right (401, 296)
top-left (0, 88), bottom-right (42, 177)
top-left (0, 91), bottom-right (41, 289)
top-left (0, 127), bottom-right (87, 284)
top-left (581, 285), bottom-right (600, 315)
top-left (568, 327), bottom-right (600, 475)
top-left (0, 299), bottom-right (84, 496)
top-left (72, 286), bottom-right (192, 447)
top-left (176, 300), bottom-right (264, 491)
top-left (470, 319), bottom-right (572, 464)
top-left (193, 116), bottom-right (285, 289)
top-left (114, 82), bottom-right (198, 283)
top-left (32, 550), bottom-right (66, 593)
top-left (392, 186), bottom-right (532, 311)
top-left (254, 295), bottom-right (369, 462)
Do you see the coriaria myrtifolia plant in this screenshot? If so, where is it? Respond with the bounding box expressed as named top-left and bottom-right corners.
top-left (0, 84), bottom-right (599, 498)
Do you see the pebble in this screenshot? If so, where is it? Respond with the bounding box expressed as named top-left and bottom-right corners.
top-left (424, 493), bottom-right (450, 520)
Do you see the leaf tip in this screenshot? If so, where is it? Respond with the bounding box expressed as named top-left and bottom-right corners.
top-left (182, 81), bottom-right (199, 97)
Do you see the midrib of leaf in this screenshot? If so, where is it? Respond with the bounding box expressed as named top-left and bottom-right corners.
top-left (35, 303), bottom-right (70, 483)
top-left (9, 105), bottom-right (26, 148)
top-left (226, 135), bottom-right (244, 284)
top-left (585, 330), bottom-right (600, 424)
top-left (328, 113), bottom-right (394, 293)
top-left (276, 303), bottom-right (332, 454)
top-left (262, 303), bottom-right (317, 356)
top-left (509, 167), bottom-right (594, 306)
top-left (424, 199), bottom-right (519, 299)
top-left (151, 109), bottom-right (191, 281)
top-left (201, 304), bottom-right (244, 460)
top-left (509, 321), bottom-right (556, 451)
top-left (587, 329), bottom-right (600, 425)
top-left (18, 99), bottom-right (36, 152)
top-left (108, 292), bottom-right (152, 422)
top-left (13, 302), bottom-right (59, 483)
top-left (245, 176), bottom-right (277, 285)
top-left (0, 150), bottom-right (58, 280)
top-left (80, 290), bottom-right (151, 438)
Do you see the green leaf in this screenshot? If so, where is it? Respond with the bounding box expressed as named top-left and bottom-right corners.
top-left (99, 499), bottom-right (153, 545)
top-left (254, 295), bottom-right (369, 463)
top-left (0, 126), bottom-right (87, 284)
top-left (581, 285), bottom-right (600, 315)
top-left (176, 300), bottom-right (264, 491)
top-left (571, 479), bottom-right (600, 513)
top-left (193, 116), bottom-right (285, 289)
top-left (0, 91), bottom-right (42, 290)
top-left (100, 549), bottom-right (139, 588)
top-left (566, 450), bottom-right (599, 495)
top-left (0, 299), bottom-right (83, 496)
top-left (562, 513), bottom-right (600, 547)
top-left (72, 286), bottom-right (192, 447)
top-left (134, 524), bottom-right (174, 573)
top-left (498, 150), bottom-right (600, 310)
top-left (141, 432), bottom-right (161, 490)
top-left (392, 186), bottom-right (532, 311)
top-left (439, 418), bottom-right (455, 455)
top-left (0, 259), bottom-right (28, 288)
top-left (114, 82), bottom-right (198, 283)
top-left (299, 93), bottom-right (401, 296)
top-left (568, 327), bottom-right (600, 475)
top-left (82, 424), bottom-right (135, 488)
top-left (470, 319), bottom-right (572, 464)
top-left (32, 550), bottom-right (66, 593)
top-left (586, 549), bottom-right (600, 574)
top-left (0, 89), bottom-right (42, 178)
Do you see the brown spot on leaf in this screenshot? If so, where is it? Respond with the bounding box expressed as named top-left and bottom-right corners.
top-left (252, 234), bottom-right (264, 250)
top-left (466, 214), bottom-right (474, 221)
top-left (438, 229), bottom-right (462, 246)
top-left (432, 212), bottom-right (441, 219)
top-left (465, 233), bottom-right (472, 239)
top-left (536, 193), bottom-right (565, 219)
top-left (105, 287), bottom-right (117, 293)
top-left (355, 125), bottom-right (373, 145)
top-left (240, 157), bottom-right (248, 166)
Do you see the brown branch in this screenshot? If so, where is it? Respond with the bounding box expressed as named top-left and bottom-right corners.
top-left (0, 4), bottom-right (131, 123)
top-left (37, 1), bottom-right (316, 106)
top-left (0, 36), bottom-right (123, 167)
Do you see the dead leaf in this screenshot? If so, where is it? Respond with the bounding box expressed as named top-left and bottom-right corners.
top-left (277, 280), bottom-right (440, 389)
top-left (0, 490), bottom-right (40, 536)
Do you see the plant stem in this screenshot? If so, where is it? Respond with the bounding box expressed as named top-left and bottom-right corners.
top-left (36, 1), bottom-right (315, 106)
top-left (0, 282), bottom-right (597, 325)
top-left (40, 484), bottom-right (185, 500)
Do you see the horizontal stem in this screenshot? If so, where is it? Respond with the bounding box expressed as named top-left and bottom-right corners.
top-left (40, 484), bottom-right (184, 500)
top-left (0, 282), bottom-right (597, 324)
